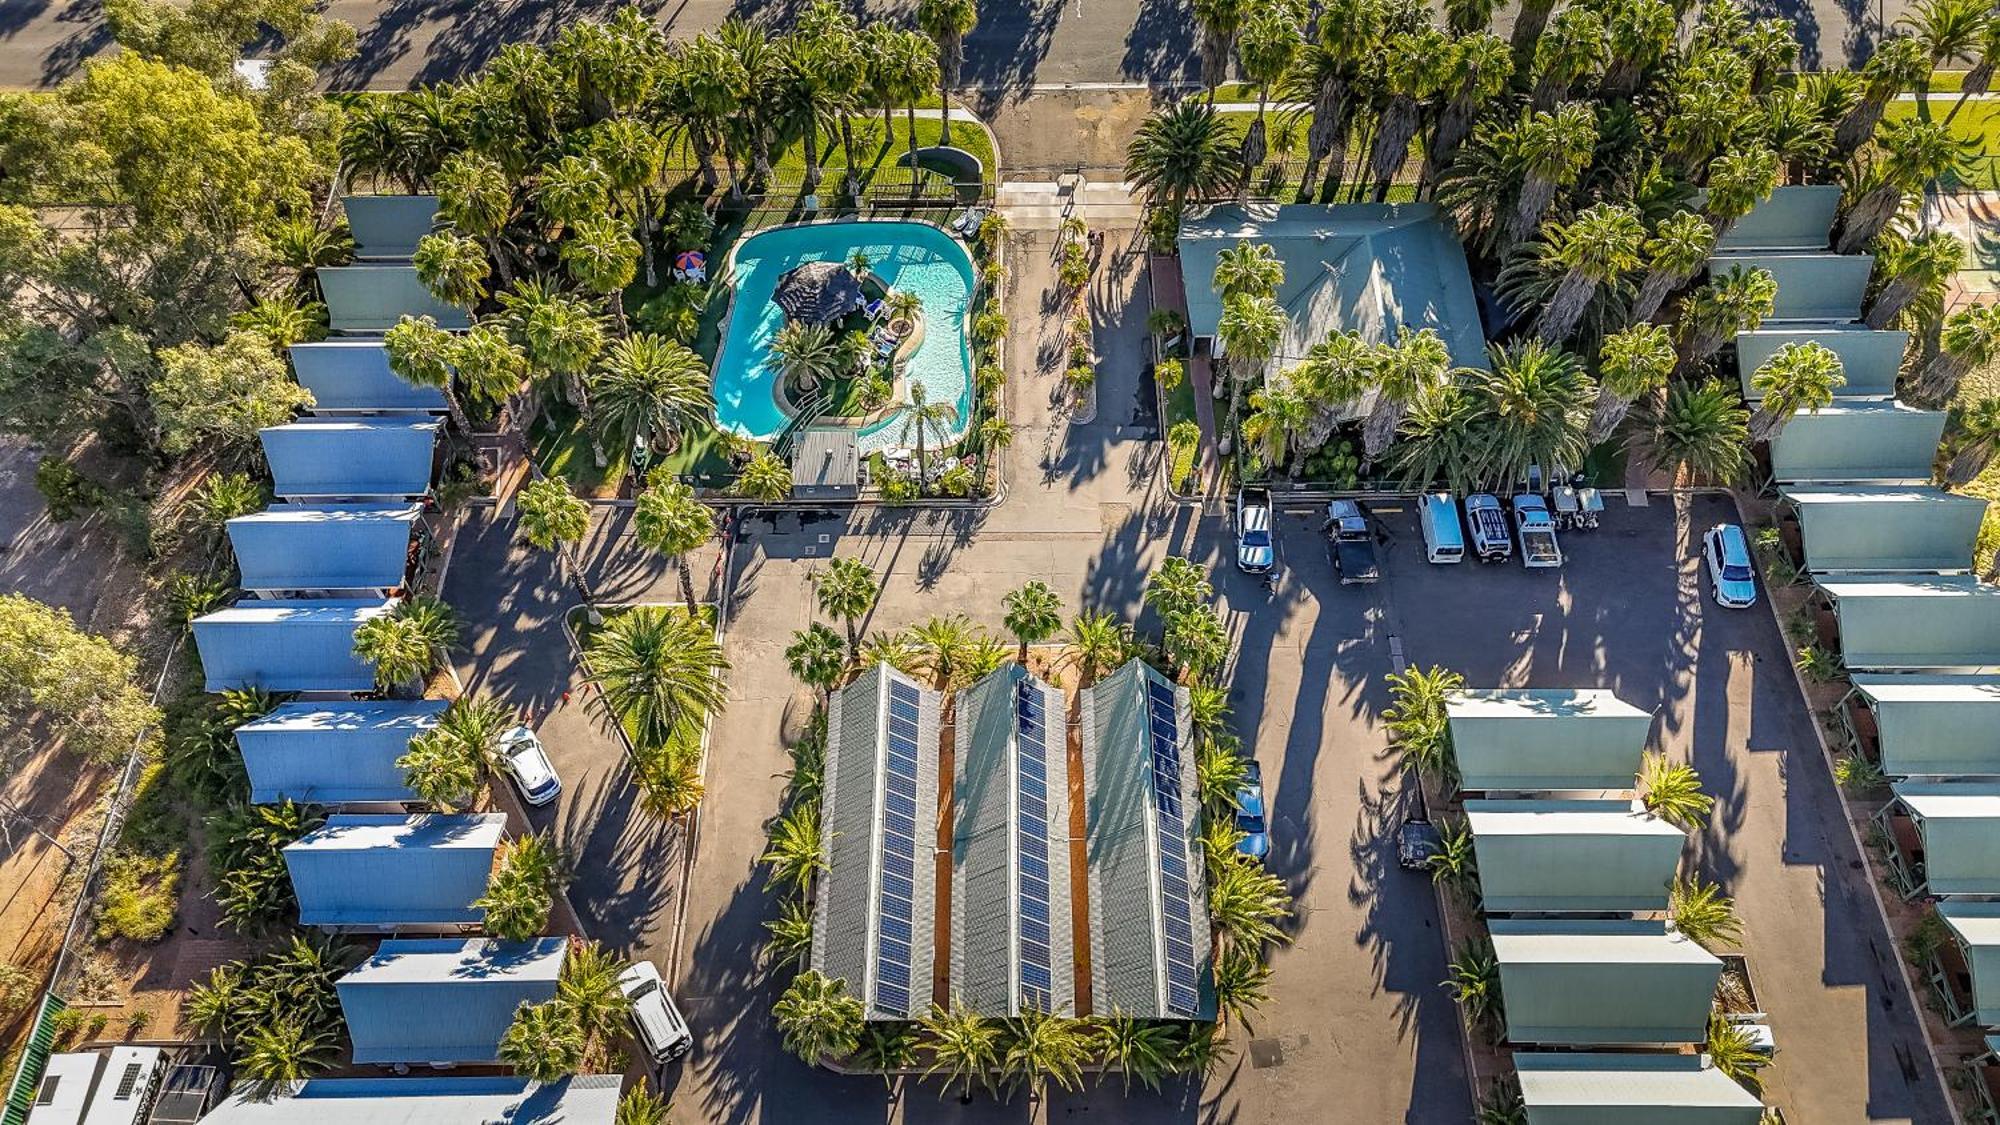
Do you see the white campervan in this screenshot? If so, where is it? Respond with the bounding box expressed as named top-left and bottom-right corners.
top-left (1420, 493), bottom-right (1465, 564)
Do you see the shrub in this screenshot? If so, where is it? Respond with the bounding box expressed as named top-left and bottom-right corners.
top-left (1156, 358), bottom-right (1185, 391)
top-left (50, 1008), bottom-right (85, 1046)
top-left (1058, 241), bottom-right (1090, 289)
top-left (1066, 365), bottom-right (1096, 391)
top-left (1834, 752), bottom-right (1888, 794)
top-left (973, 310), bottom-right (1007, 345)
top-left (936, 464), bottom-right (976, 497)
top-left (125, 1009), bottom-right (152, 1037)
top-left (1147, 307), bottom-right (1187, 339)
top-left (34, 458), bottom-right (103, 522)
top-left (97, 852), bottom-right (181, 943)
top-left (978, 260), bottom-right (1006, 291)
top-left (975, 212), bottom-right (1009, 257)
top-left (0, 963), bottom-right (36, 1022)
top-left (85, 1014), bottom-right (108, 1039)
top-left (1795, 644), bottom-right (1843, 682)
top-left (1167, 421), bottom-right (1201, 491)
top-left (879, 471), bottom-right (918, 504)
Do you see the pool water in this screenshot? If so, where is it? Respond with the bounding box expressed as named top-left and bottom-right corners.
top-left (714, 220), bottom-right (976, 455)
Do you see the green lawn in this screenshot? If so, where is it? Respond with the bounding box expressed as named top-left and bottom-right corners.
top-left (663, 115), bottom-right (997, 196)
top-left (1164, 369), bottom-right (1198, 431)
top-left (531, 397), bottom-right (627, 498)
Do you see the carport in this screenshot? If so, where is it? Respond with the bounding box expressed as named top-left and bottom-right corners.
top-left (1875, 782), bottom-right (2000, 898)
top-left (1841, 674), bottom-right (2000, 777)
top-left (319, 266), bottom-right (471, 333)
top-left (1777, 486), bottom-right (1984, 573)
top-left (285, 813), bottom-right (504, 931)
top-left (191, 598), bottom-right (392, 693)
top-left (1737, 327), bottom-right (1904, 400)
top-left (1708, 252), bottom-right (1872, 321)
top-left (260, 419), bottom-right (439, 501)
top-left (1514, 1053), bottom-right (1765, 1124)
top-left (1489, 918), bottom-right (1722, 1046)
top-left (1446, 689), bottom-right (1653, 792)
top-left (1765, 399), bottom-right (1946, 484)
top-left (226, 504), bottom-right (420, 594)
top-left (290, 341), bottom-right (447, 413)
top-left (1932, 901), bottom-right (2000, 1026)
top-left (233, 700), bottom-right (444, 804)
top-left (340, 195), bottom-right (440, 260)
top-left (1814, 575), bottom-right (2000, 673)
top-left (1712, 185), bottom-right (1839, 252)
top-left (1464, 799), bottom-right (1684, 913)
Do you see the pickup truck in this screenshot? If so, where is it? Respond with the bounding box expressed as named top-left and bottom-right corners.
top-left (1465, 494), bottom-right (1512, 562)
top-left (1323, 500), bottom-right (1379, 584)
top-left (1512, 494), bottom-right (1563, 568)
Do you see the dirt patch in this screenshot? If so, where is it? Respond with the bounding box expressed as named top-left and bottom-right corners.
top-left (983, 91), bottom-right (1158, 177)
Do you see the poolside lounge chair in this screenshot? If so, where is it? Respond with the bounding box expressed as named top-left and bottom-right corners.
top-left (949, 207), bottom-right (988, 239)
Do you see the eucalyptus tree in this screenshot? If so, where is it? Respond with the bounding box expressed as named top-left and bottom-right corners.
top-left (1192, 0), bottom-right (1245, 95)
top-left (1913, 303), bottom-right (2000, 405)
top-left (1629, 211), bottom-right (1717, 323)
top-left (1366, 27), bottom-right (1451, 203)
top-left (1125, 99), bottom-right (1241, 221)
top-left (1677, 264), bottom-right (1778, 370)
top-left (1366, 328), bottom-right (1451, 464)
top-left (1529, 7), bottom-right (1606, 112)
top-left (1836, 118), bottom-right (1977, 254)
top-left (1747, 341), bottom-right (1845, 442)
top-left (1865, 228), bottom-right (1966, 330)
top-left (592, 333), bottom-right (712, 463)
top-left (634, 478), bottom-right (717, 610)
top-left (1517, 203), bottom-right (1647, 345)
top-left (1832, 35), bottom-right (1929, 158)
top-left (1421, 33), bottom-right (1512, 199)
top-left (1236, 7), bottom-right (1303, 183)
top-left (916, 0), bottom-right (978, 138)
top-left (1504, 103), bottom-right (1597, 251)
top-left (1590, 323), bottom-right (1675, 442)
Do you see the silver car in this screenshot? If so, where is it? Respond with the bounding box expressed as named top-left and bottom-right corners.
top-left (619, 960), bottom-right (693, 1064)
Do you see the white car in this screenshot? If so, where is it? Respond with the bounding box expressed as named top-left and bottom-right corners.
top-left (1703, 523), bottom-right (1760, 609)
top-left (497, 724), bottom-right (562, 807)
top-left (618, 960), bottom-right (693, 1065)
top-left (1235, 487), bottom-right (1274, 573)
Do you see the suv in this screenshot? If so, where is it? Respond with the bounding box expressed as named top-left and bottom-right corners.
top-left (1322, 500), bottom-right (1379, 584)
top-left (497, 725), bottom-right (562, 807)
top-left (1235, 487), bottom-right (1275, 573)
top-left (618, 960), bottom-right (693, 1065)
top-left (1464, 494), bottom-right (1513, 562)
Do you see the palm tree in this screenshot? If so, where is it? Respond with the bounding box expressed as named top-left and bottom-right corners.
top-left (615, 1088), bottom-right (671, 1125)
top-left (1215, 293), bottom-right (1285, 437)
top-left (1422, 33), bottom-right (1513, 198)
top-left (916, 0), bottom-right (978, 139)
top-left (1241, 375), bottom-right (1311, 473)
top-left (733, 452), bottom-right (794, 502)
top-left (434, 152), bottom-right (517, 283)
top-left (633, 478), bottom-right (715, 610)
top-left (760, 801), bottom-right (825, 895)
top-left (475, 831), bottom-right (566, 940)
top-left (1145, 555), bottom-right (1213, 620)
top-left (1948, 11), bottom-right (2000, 122)
top-left (1091, 1010), bottom-right (1175, 1093)
top-left (1471, 340), bottom-right (1594, 488)
top-left (1647, 379), bottom-right (1751, 485)
top-left (500, 999), bottom-right (584, 1083)
top-left (1365, 28), bottom-right (1450, 202)
top-left (586, 606), bottom-right (729, 749)
top-left (384, 315), bottom-right (473, 432)
top-left (1590, 323), bottom-right (1676, 443)
top-left (1707, 1012), bottom-right (1772, 1090)
top-left (1668, 876), bottom-right (1744, 949)
top-left (1504, 103), bottom-right (1597, 251)
top-left (1508, 0), bottom-right (1562, 66)
top-left (799, 2), bottom-right (869, 198)
top-left (560, 941), bottom-right (633, 1062)
top-left (1164, 607), bottom-right (1229, 681)
top-left (1168, 1021), bottom-right (1235, 1076)
top-left (1196, 734), bottom-right (1251, 811)
top-left (897, 381), bottom-right (957, 494)
top-left (1213, 943), bottom-right (1273, 1031)
top-left (1601, 0), bottom-right (1675, 93)
top-left (1629, 212), bottom-right (1717, 324)
top-left (853, 1022), bottom-right (921, 1088)
top-left (869, 28), bottom-right (942, 192)
top-left (397, 728), bottom-right (481, 811)
top-left (1067, 610), bottom-right (1130, 685)
top-left (1384, 665), bottom-right (1463, 783)
top-left (1678, 265), bottom-right (1778, 370)
top-left (1528, 7), bottom-right (1605, 112)
top-left (1001, 1006), bottom-right (1092, 1100)
top-left (1442, 941), bottom-right (1502, 1035)
top-left (763, 897), bottom-right (815, 971)
top-left (1365, 328), bottom-right (1452, 464)
top-left (1391, 379), bottom-right (1481, 495)
top-left (438, 693), bottom-right (518, 776)
top-left (1836, 118), bottom-right (1976, 255)
top-left (1212, 241), bottom-right (1284, 303)
top-left (413, 231), bottom-right (490, 308)
top-left (1748, 341), bottom-right (1846, 442)
top-left (1945, 397), bottom-right (2000, 484)
top-left (769, 35), bottom-right (830, 193)
top-left (770, 322), bottom-right (845, 396)
top-left (593, 334), bottom-right (713, 463)
top-left (353, 614), bottom-right (432, 693)
top-left (516, 477), bottom-right (593, 599)
top-left (773, 970), bottom-right (865, 1063)
top-left (1639, 752), bottom-right (1714, 829)
top-left (1235, 8), bottom-right (1302, 183)
top-left (1192, 0), bottom-right (1244, 94)
top-left (1701, 148), bottom-right (1781, 241)
top-left (452, 326), bottom-right (531, 419)
top-left (1430, 821), bottom-right (1481, 901)
top-left (1125, 99), bottom-right (1241, 221)
top-left (1002, 581), bottom-right (1064, 661)
top-left (813, 557), bottom-right (879, 660)
top-left (1902, 0), bottom-right (1990, 75)
top-left (1288, 4), bottom-right (1377, 202)
top-left (633, 743), bottom-right (705, 821)
top-left (562, 216), bottom-right (642, 329)
top-left (1865, 228), bottom-right (1966, 330)
top-left (1915, 305), bottom-right (2000, 405)
top-left (1524, 203), bottom-right (1646, 345)
top-left (497, 278), bottom-right (607, 453)
top-left (1207, 858), bottom-right (1291, 950)
top-left (1834, 36), bottom-right (1929, 158)
top-left (921, 997), bottom-right (1002, 1099)
top-left (786, 623), bottom-right (847, 699)
top-left (235, 1017), bottom-right (337, 1085)
top-left (910, 614), bottom-right (977, 688)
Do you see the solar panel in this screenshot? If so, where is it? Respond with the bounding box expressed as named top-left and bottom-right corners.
top-left (1146, 674), bottom-right (1202, 1016)
top-left (876, 677), bottom-right (926, 1015)
top-left (1015, 679), bottom-right (1057, 1010)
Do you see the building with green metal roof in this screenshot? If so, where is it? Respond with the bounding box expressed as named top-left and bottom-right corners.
top-left (1877, 782), bottom-right (2000, 898)
top-left (1933, 901), bottom-right (2000, 1026)
top-left (1708, 252), bottom-right (1873, 321)
top-left (319, 266), bottom-right (471, 334)
top-left (1841, 675), bottom-right (2000, 777)
top-left (340, 195), bottom-right (440, 261)
top-left (1815, 575), bottom-right (2000, 673)
top-left (1446, 688), bottom-right (1652, 792)
top-left (1514, 1053), bottom-right (1764, 1124)
top-left (1778, 486), bottom-right (1985, 573)
top-left (1737, 327), bottom-right (1905, 400)
top-left (1765, 399), bottom-right (1945, 485)
top-left (1465, 799), bottom-right (1683, 913)
top-left (1489, 918), bottom-right (1721, 1046)
top-left (1711, 185), bottom-right (1840, 252)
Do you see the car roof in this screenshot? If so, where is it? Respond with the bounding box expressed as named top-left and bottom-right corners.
top-left (1714, 524), bottom-right (1752, 566)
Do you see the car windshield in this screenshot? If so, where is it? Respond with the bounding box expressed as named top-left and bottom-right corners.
top-left (629, 978), bottom-right (658, 1000)
top-left (1242, 530), bottom-right (1270, 547)
top-left (1238, 814), bottom-right (1266, 833)
top-left (1721, 564), bottom-right (1754, 582)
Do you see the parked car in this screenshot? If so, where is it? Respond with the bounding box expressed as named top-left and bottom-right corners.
top-left (1419, 492), bottom-right (1465, 564)
top-left (1234, 760), bottom-right (1270, 859)
top-left (497, 725), bottom-right (562, 807)
top-left (618, 960), bottom-right (694, 1065)
top-left (1235, 486), bottom-right (1275, 574)
top-left (1703, 523), bottom-right (1759, 609)
top-left (1511, 494), bottom-right (1563, 568)
top-left (1465, 493), bottom-right (1513, 562)
top-left (1322, 500), bottom-right (1380, 584)
top-left (1397, 787), bottom-right (1443, 871)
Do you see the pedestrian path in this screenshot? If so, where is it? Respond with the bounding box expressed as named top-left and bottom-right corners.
top-left (998, 179), bottom-right (1147, 229)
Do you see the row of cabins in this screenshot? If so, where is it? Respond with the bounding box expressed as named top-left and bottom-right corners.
top-left (1715, 188), bottom-right (2000, 1120)
top-left (1445, 689), bottom-right (1767, 1123)
top-left (812, 659), bottom-right (1214, 1023)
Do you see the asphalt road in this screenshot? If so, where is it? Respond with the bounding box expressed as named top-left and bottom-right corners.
top-left (0, 0), bottom-right (1908, 92)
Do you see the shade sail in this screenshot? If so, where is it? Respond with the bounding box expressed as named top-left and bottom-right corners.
top-left (319, 266), bottom-right (470, 333)
top-left (773, 261), bottom-right (865, 324)
top-left (1766, 399), bottom-right (1945, 484)
top-left (289, 341), bottom-right (447, 413)
top-left (227, 504), bottom-right (419, 593)
top-left (1736, 327), bottom-right (1904, 400)
top-left (1780, 486), bottom-right (1984, 572)
top-left (1490, 918), bottom-right (1721, 1046)
top-left (340, 195), bottom-right (439, 260)
top-left (192, 598), bottom-right (391, 693)
top-left (197, 1076), bottom-right (622, 1125)
top-left (1710, 252), bottom-right (1872, 321)
top-left (234, 700), bottom-right (443, 804)
top-left (1465, 799), bottom-right (1683, 912)
top-left (1891, 782), bottom-right (2000, 895)
top-left (1821, 575), bottom-right (2000, 673)
top-left (285, 813), bottom-right (503, 929)
top-left (1711, 185), bottom-right (1840, 252)
top-left (1941, 901), bottom-right (2000, 1026)
top-left (1447, 689), bottom-right (1652, 791)
top-left (1851, 674), bottom-right (2000, 777)
top-left (1515, 1053), bottom-right (1764, 1124)
top-left (337, 938), bottom-right (565, 1064)
top-left (261, 419), bottom-right (439, 500)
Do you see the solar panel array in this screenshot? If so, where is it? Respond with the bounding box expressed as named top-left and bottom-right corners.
top-left (1015, 680), bottom-right (1056, 1010)
top-left (876, 679), bottom-right (925, 1014)
top-left (1147, 678), bottom-right (1201, 1015)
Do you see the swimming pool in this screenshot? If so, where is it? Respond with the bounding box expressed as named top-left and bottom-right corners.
top-left (714, 220), bottom-right (976, 455)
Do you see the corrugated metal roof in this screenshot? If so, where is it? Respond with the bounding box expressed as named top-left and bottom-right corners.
top-left (197, 1075), bottom-right (622, 1125)
top-left (1710, 185), bottom-right (1840, 252)
top-left (318, 266), bottom-right (470, 334)
top-left (1780, 485), bottom-right (1983, 573)
top-left (1080, 660), bottom-right (1213, 1020)
top-left (952, 665), bottom-right (1073, 1017)
top-left (1736, 327), bottom-right (1904, 399)
top-left (235, 700), bottom-right (442, 804)
top-left (1490, 919), bottom-right (1720, 1047)
top-left (809, 664), bottom-right (941, 1020)
top-left (340, 195), bottom-right (441, 261)
top-left (285, 814), bottom-right (503, 929)
top-left (1767, 399), bottom-right (1945, 485)
top-left (260, 419), bottom-right (439, 500)
top-left (1892, 781), bottom-right (2000, 895)
top-left (1851, 674), bottom-right (2000, 777)
top-left (1709, 252), bottom-right (1872, 321)
top-left (1447, 689), bottom-right (1652, 791)
top-left (289, 341), bottom-right (448, 413)
top-left (792, 428), bottom-right (858, 493)
top-left (1822, 575), bottom-right (2000, 673)
top-left (1515, 1052), bottom-right (1764, 1121)
top-left (192, 599), bottom-right (392, 693)
top-left (1942, 901), bottom-right (2000, 1025)
top-left (227, 504), bottom-right (419, 593)
top-left (337, 937), bottom-right (566, 1065)
top-left (1465, 799), bottom-right (1683, 913)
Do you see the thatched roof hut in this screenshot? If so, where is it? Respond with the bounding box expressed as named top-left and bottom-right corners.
top-left (773, 261), bottom-right (865, 324)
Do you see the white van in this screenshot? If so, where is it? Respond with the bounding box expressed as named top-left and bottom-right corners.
top-left (1420, 493), bottom-right (1465, 564)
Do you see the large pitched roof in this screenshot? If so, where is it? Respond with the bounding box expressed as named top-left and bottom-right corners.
top-left (1779, 486), bottom-right (1984, 573)
top-left (191, 598), bottom-right (392, 693)
top-left (226, 504), bottom-right (420, 593)
top-left (1766, 399), bottom-right (1944, 485)
top-left (1710, 185), bottom-right (1840, 252)
top-left (1465, 799), bottom-right (1683, 913)
top-left (289, 341), bottom-right (448, 413)
top-left (196, 1075), bottom-right (622, 1125)
top-left (336, 937), bottom-right (566, 1065)
top-left (1821, 575), bottom-right (2000, 673)
top-left (260, 419), bottom-right (439, 500)
top-left (1709, 252), bottom-right (1872, 321)
top-left (319, 266), bottom-right (470, 333)
top-left (1446, 689), bottom-right (1652, 791)
top-left (340, 195), bottom-right (440, 261)
top-left (234, 700), bottom-right (442, 804)
top-left (1737, 327), bottom-right (1904, 400)
top-left (1514, 1053), bottom-right (1764, 1122)
top-left (1850, 674), bottom-right (2000, 777)
top-left (1489, 919), bottom-right (1721, 1047)
top-left (284, 814), bottom-right (504, 929)
top-left (1890, 781), bottom-right (2000, 895)
top-left (1941, 901), bottom-right (2000, 1026)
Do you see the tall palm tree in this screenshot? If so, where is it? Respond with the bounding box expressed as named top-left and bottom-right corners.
top-left (452, 326), bottom-right (533, 422)
top-left (516, 477), bottom-right (592, 595)
top-left (497, 279), bottom-right (608, 429)
top-left (872, 28), bottom-right (942, 193)
top-left (353, 614), bottom-right (433, 693)
top-left (1508, 0), bottom-right (1563, 68)
top-left (910, 614), bottom-right (977, 688)
top-left (1864, 228), bottom-right (1966, 330)
top-left (922, 997), bottom-right (1002, 1099)
top-left (1902, 0), bottom-right (1990, 76)
top-left (1946, 397), bottom-right (2000, 484)
top-left (897, 381), bottom-right (956, 493)
top-left (1287, 0), bottom-right (1379, 203)
top-left (560, 941), bottom-right (633, 1062)
top-left (1212, 241), bottom-right (1284, 302)
top-left (1125, 99), bottom-right (1242, 220)
top-left (439, 692), bottom-right (519, 776)
top-left (586, 606), bottom-right (729, 748)
top-left (561, 215), bottom-right (642, 331)
top-left (384, 315), bottom-right (473, 432)
top-left (1365, 328), bottom-right (1452, 464)
top-left (1145, 555), bottom-right (1214, 619)
top-left (1164, 606), bottom-right (1229, 681)
top-left (1002, 581), bottom-right (1064, 661)
top-left (1235, 8), bottom-right (1303, 183)
top-left (1391, 379), bottom-right (1482, 494)
top-left (1747, 341), bottom-right (1846, 441)
top-left (1833, 36), bottom-right (1928, 158)
top-left (1384, 664), bottom-right (1465, 783)
top-left (1523, 203), bottom-right (1647, 345)
top-left (1422, 33), bottom-right (1513, 198)
top-left (799, 2), bottom-right (868, 198)
top-left (1528, 7), bottom-right (1606, 112)
top-left (1471, 340), bottom-right (1594, 488)
top-left (786, 623), bottom-right (847, 699)
top-left (770, 33), bottom-right (830, 193)
top-left (1367, 29), bottom-right (1451, 202)
top-left (1590, 323), bottom-right (1675, 443)
top-left (664, 34), bottom-right (743, 194)
top-left (633, 478), bottom-right (715, 609)
top-left (1292, 330), bottom-right (1380, 465)
top-left (1948, 13), bottom-right (2000, 123)
top-left (760, 800), bottom-right (825, 895)
top-left (773, 970), bottom-right (864, 1063)
top-left (1215, 292), bottom-right (1286, 443)
top-left (813, 557), bottom-right (878, 660)
top-left (434, 152), bottom-right (518, 284)
top-left (1241, 373), bottom-right (1311, 474)
top-left (1646, 379), bottom-right (1751, 485)
top-left (1914, 303), bottom-right (2000, 405)
top-left (1835, 118), bottom-right (1976, 254)
top-left (589, 118), bottom-right (668, 285)
top-left (1001, 1006), bottom-right (1092, 1101)
top-left (593, 332), bottom-right (712, 467)
top-left (634, 744), bottom-right (705, 821)
top-left (413, 231), bottom-right (490, 309)
top-left (735, 451), bottom-right (794, 502)
top-left (398, 729), bottom-right (481, 811)
top-left (1701, 148), bottom-right (1781, 241)
top-left (1629, 212), bottom-right (1717, 324)
top-left (499, 1000), bottom-right (584, 1083)
top-left (1504, 103), bottom-right (1597, 251)
top-left (768, 322), bottom-right (846, 396)
top-left (916, 0), bottom-right (978, 139)
top-left (1678, 265), bottom-right (1778, 370)
top-left (1067, 610), bottom-right (1130, 685)
top-left (1192, 0), bottom-right (1245, 95)
top-left (1601, 0), bottom-right (1675, 94)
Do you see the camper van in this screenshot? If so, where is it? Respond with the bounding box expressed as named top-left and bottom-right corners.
top-left (1420, 494), bottom-right (1465, 564)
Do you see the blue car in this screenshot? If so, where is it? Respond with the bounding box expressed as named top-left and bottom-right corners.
top-left (1234, 760), bottom-right (1270, 859)
top-left (1703, 523), bottom-right (1759, 609)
